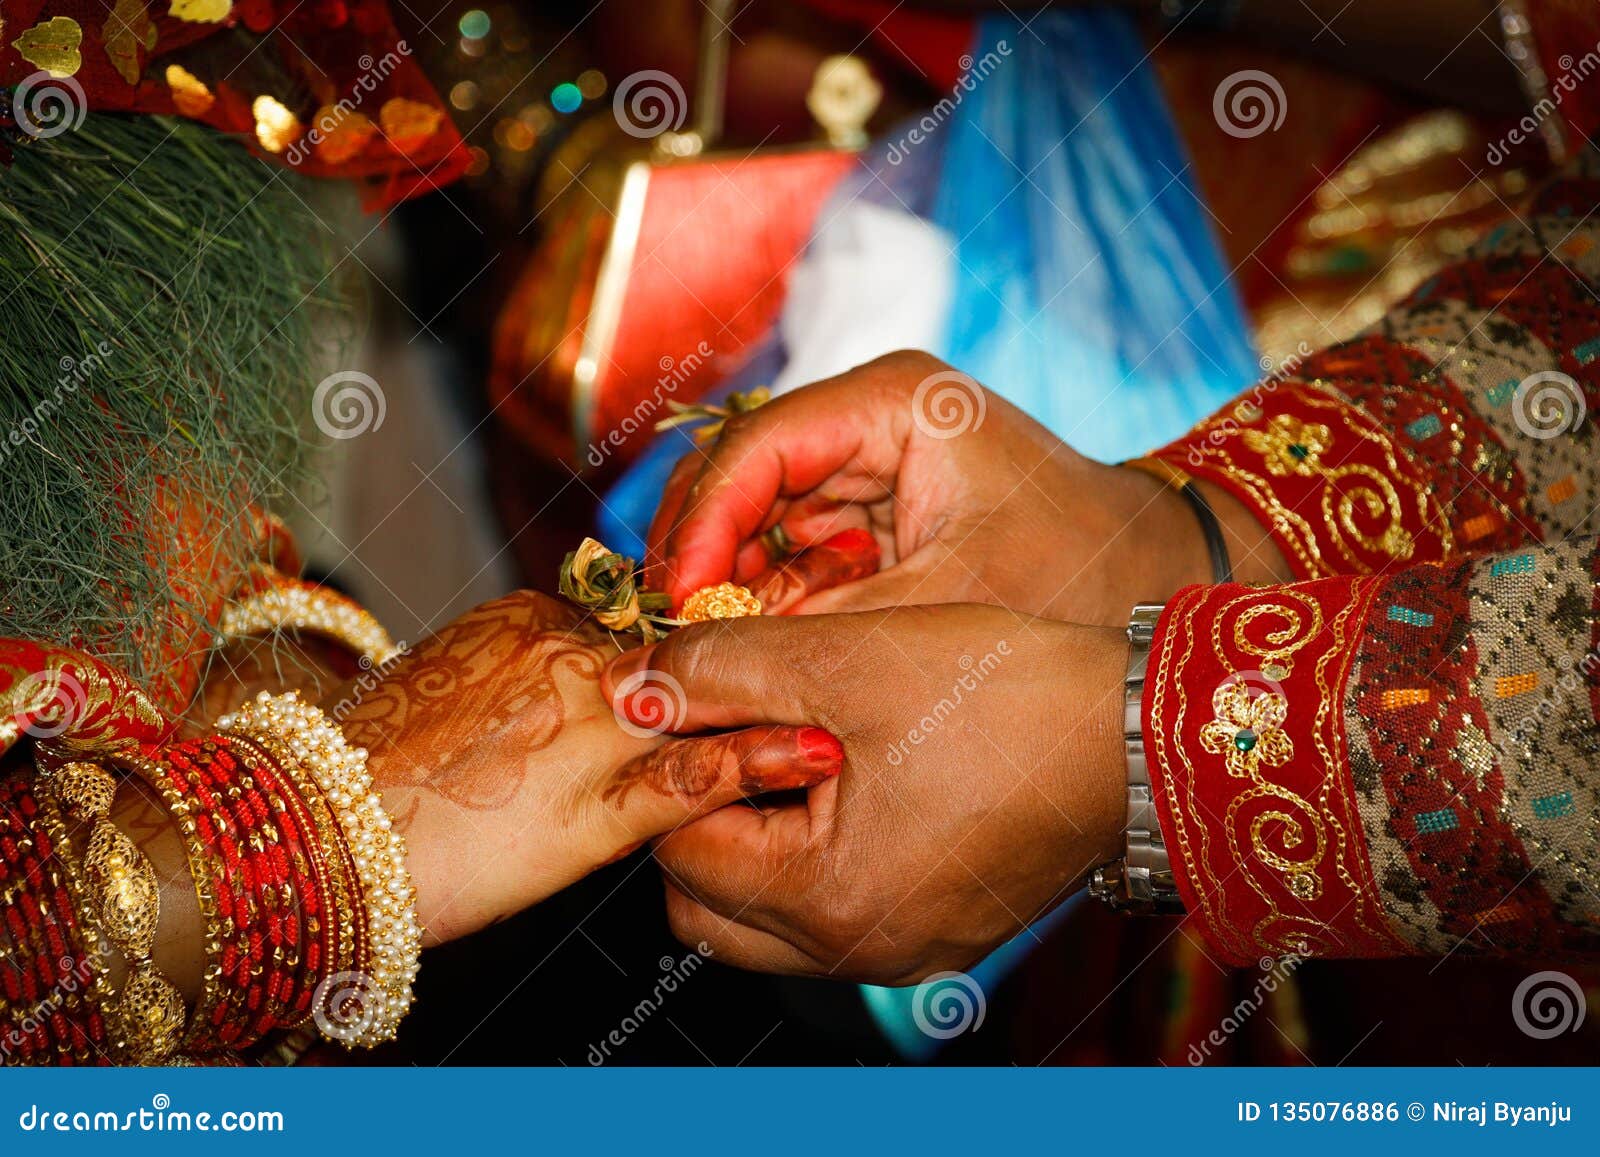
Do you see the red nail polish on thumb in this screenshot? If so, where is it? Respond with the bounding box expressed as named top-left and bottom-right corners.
top-left (797, 727), bottom-right (845, 773)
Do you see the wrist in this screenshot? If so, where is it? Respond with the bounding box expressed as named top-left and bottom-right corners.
top-left (1044, 620), bottom-right (1130, 867)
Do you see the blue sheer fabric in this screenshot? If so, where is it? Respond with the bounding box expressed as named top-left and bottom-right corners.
top-left (597, 7), bottom-right (1259, 1059)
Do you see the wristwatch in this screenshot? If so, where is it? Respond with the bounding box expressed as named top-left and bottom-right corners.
top-left (1086, 603), bottom-right (1185, 914)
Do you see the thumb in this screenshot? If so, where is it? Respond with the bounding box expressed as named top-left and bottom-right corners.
top-left (605, 725), bottom-right (843, 839)
top-left (602, 617), bottom-right (816, 733)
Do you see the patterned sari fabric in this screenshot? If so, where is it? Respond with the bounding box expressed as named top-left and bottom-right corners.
top-left (1141, 8), bottom-right (1600, 961)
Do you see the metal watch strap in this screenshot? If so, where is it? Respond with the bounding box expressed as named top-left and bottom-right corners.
top-left (1086, 604), bottom-right (1185, 914)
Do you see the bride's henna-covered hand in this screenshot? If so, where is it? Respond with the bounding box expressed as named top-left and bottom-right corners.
top-left (337, 589), bottom-right (843, 946)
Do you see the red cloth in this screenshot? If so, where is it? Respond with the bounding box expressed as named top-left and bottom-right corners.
top-left (0, 1), bottom-right (466, 209)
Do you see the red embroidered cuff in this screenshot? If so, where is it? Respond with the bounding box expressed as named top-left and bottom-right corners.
top-left (1143, 578), bottom-right (1412, 965)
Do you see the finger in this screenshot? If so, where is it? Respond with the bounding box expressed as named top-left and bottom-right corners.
top-left (746, 528), bottom-right (882, 615)
top-left (662, 881), bottom-right (820, 977)
top-left (604, 725), bottom-right (843, 839)
top-left (644, 450), bottom-right (715, 589)
top-left (653, 800), bottom-right (817, 931)
top-left (658, 375), bottom-right (910, 603)
top-left (602, 616), bottom-right (817, 731)
top-left (776, 551), bottom-right (954, 615)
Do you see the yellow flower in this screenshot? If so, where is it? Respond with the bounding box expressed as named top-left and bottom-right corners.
top-left (1242, 414), bottom-right (1332, 476)
top-left (1199, 681), bottom-right (1294, 778)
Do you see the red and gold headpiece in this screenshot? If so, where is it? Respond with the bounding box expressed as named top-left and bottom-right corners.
top-left (0, 0), bottom-right (468, 208)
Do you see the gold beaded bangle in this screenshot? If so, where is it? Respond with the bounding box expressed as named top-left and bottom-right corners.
top-left (117, 752), bottom-right (226, 1061)
top-left (40, 762), bottom-right (187, 1064)
top-left (218, 692), bottom-right (419, 1047)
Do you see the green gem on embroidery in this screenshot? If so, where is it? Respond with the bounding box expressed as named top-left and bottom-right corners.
top-left (1288, 444), bottom-right (1310, 460)
top-left (1233, 730), bottom-right (1258, 753)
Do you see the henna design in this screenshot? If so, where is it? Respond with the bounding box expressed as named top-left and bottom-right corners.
top-left (341, 592), bottom-right (614, 815)
top-left (601, 725), bottom-right (844, 811)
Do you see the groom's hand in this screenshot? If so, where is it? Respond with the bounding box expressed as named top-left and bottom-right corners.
top-left (600, 605), bottom-right (1128, 984)
top-left (647, 350), bottom-right (1288, 628)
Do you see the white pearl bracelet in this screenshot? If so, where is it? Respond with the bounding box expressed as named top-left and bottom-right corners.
top-left (218, 691), bottom-right (421, 1047)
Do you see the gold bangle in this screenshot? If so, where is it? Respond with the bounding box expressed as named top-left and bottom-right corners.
top-left (41, 761), bottom-right (186, 1064)
top-left (118, 752), bottom-right (225, 1061)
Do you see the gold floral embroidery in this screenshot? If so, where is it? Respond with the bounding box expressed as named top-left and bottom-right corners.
top-left (1201, 681), bottom-right (1294, 777)
top-left (1242, 413), bottom-right (1332, 476)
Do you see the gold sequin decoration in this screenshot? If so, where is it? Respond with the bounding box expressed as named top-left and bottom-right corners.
top-left (311, 105), bottom-right (379, 165)
top-left (165, 64), bottom-right (214, 117)
top-left (168, 0), bottom-right (231, 23)
top-left (252, 95), bottom-right (302, 155)
top-left (103, 0), bottom-right (157, 85)
top-left (379, 97), bottom-right (444, 155)
top-left (12, 16), bottom-right (83, 77)
top-left (679, 583), bottom-right (763, 623)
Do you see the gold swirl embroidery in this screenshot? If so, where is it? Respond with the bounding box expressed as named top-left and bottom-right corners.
top-left (1168, 385), bottom-right (1449, 578)
top-left (1151, 581), bottom-right (1409, 960)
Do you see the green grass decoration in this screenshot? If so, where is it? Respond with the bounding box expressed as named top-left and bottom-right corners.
top-left (0, 113), bottom-right (350, 695)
